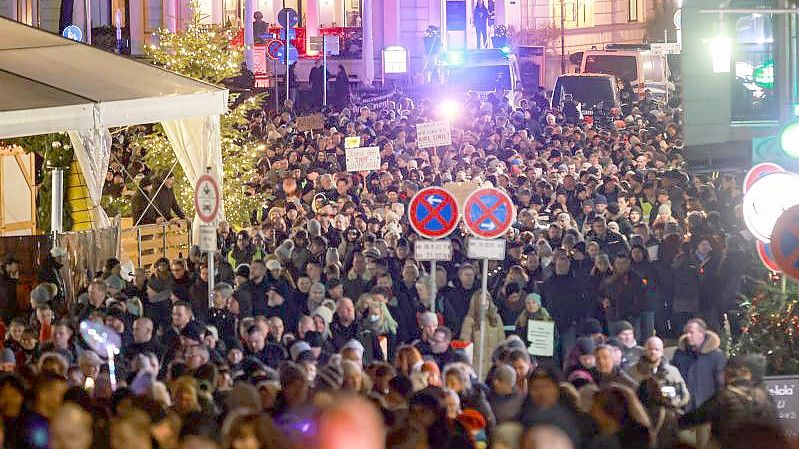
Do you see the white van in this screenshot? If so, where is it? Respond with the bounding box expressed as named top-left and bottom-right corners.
top-left (440, 49), bottom-right (522, 104)
top-left (580, 49), bottom-right (672, 100)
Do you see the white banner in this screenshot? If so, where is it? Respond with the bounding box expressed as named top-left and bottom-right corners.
top-left (416, 120), bottom-right (452, 148)
top-left (345, 146), bottom-right (381, 172)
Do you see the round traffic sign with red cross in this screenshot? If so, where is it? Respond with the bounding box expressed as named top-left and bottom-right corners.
top-left (771, 205), bottom-right (799, 280)
top-left (756, 241), bottom-right (782, 273)
top-left (743, 162), bottom-right (785, 193)
top-left (408, 187), bottom-right (460, 239)
top-left (462, 187), bottom-right (516, 239)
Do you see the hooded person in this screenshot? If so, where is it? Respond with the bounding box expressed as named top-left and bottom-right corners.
top-left (313, 305), bottom-right (334, 341)
top-left (460, 290), bottom-right (506, 379)
top-left (307, 282), bottom-right (328, 314)
top-left (144, 276), bottom-right (173, 332)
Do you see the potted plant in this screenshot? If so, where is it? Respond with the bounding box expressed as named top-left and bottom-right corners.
top-left (424, 25), bottom-right (441, 55)
top-left (492, 24), bottom-right (508, 48)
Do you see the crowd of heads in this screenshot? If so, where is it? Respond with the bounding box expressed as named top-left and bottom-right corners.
top-left (0, 85), bottom-right (781, 449)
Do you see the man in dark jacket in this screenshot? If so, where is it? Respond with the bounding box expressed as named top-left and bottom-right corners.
top-left (152, 172), bottom-right (185, 221)
top-left (586, 216), bottom-right (630, 257)
top-left (329, 298), bottom-right (383, 363)
top-left (444, 264), bottom-right (479, 336)
top-left (601, 254), bottom-right (646, 337)
top-left (244, 323), bottom-right (286, 368)
top-left (671, 318), bottom-right (726, 412)
top-left (132, 177), bottom-right (158, 225)
top-left (679, 353), bottom-right (776, 448)
top-left (0, 255), bottom-right (20, 323)
top-left (237, 260), bottom-right (269, 318)
top-left (542, 257), bottom-right (584, 361)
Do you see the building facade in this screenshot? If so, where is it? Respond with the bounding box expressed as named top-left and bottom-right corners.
top-left (2, 0), bottom-right (661, 87)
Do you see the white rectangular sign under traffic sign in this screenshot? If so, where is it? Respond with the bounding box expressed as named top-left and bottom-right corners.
top-left (198, 224), bottom-right (217, 252)
top-left (467, 238), bottom-right (506, 261)
top-left (416, 120), bottom-right (452, 148)
top-left (415, 239), bottom-right (453, 261)
top-left (346, 146), bottom-right (381, 172)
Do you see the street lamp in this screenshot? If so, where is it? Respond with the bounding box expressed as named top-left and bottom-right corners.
top-left (560, 0), bottom-right (566, 73)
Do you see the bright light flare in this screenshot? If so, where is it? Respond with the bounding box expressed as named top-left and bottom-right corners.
top-left (438, 99), bottom-right (462, 121)
top-left (709, 35), bottom-right (732, 73)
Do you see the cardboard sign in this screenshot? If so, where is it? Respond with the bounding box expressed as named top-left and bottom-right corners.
top-left (345, 136), bottom-right (361, 149)
top-left (527, 320), bottom-right (555, 357)
top-left (345, 146), bottom-right (381, 172)
top-left (296, 114), bottom-right (325, 131)
top-left (416, 120), bottom-right (452, 148)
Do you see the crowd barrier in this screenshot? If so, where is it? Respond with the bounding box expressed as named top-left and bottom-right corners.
top-left (120, 218), bottom-right (192, 271)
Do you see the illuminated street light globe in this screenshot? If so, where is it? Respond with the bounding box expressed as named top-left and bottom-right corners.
top-left (779, 120), bottom-right (799, 159)
top-left (742, 171), bottom-right (799, 243)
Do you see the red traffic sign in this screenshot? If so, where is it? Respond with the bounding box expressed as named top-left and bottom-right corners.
top-left (756, 241), bottom-right (782, 273)
top-left (743, 162), bottom-right (785, 193)
top-left (266, 39), bottom-right (284, 60)
top-left (408, 187), bottom-right (460, 239)
top-left (194, 174), bottom-right (220, 223)
top-left (463, 187), bottom-right (516, 239)
top-left (771, 205), bottom-right (799, 280)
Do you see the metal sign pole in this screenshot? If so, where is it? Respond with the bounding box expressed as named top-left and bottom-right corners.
top-left (478, 257), bottom-right (489, 379)
top-left (208, 245), bottom-right (216, 308)
top-left (284, 1), bottom-right (289, 106)
top-left (323, 36), bottom-right (328, 107)
top-left (430, 259), bottom-right (437, 313)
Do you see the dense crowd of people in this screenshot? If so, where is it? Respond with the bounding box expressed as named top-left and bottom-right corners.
top-left (0, 84), bottom-right (784, 449)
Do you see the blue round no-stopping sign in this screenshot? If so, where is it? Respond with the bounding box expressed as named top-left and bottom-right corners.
top-left (463, 187), bottom-right (516, 239)
top-left (408, 187), bottom-right (460, 239)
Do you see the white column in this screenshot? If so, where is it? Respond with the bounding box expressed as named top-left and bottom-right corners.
top-left (382, 0), bottom-right (399, 46)
top-left (495, 0), bottom-right (505, 27)
top-left (129, 0), bottom-right (144, 54)
top-left (306, 0), bottom-right (319, 55)
top-left (162, 0), bottom-right (176, 31)
top-left (211, 0), bottom-right (223, 23)
top-left (361, 0), bottom-right (374, 85)
top-left (245, 0), bottom-right (254, 69)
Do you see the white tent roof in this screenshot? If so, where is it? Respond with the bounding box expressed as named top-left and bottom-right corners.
top-left (0, 17), bottom-right (229, 138)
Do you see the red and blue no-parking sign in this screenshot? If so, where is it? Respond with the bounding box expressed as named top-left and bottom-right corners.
top-left (771, 205), bottom-right (799, 280)
top-left (408, 187), bottom-right (460, 239)
top-left (462, 187), bottom-right (516, 239)
top-left (743, 162), bottom-right (785, 193)
top-left (756, 241), bottom-right (782, 273)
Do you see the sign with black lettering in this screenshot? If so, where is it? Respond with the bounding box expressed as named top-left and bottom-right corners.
top-left (766, 375), bottom-right (799, 439)
top-left (416, 121), bottom-right (452, 148)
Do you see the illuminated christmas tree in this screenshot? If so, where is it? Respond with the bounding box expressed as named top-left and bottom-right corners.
top-left (130, 9), bottom-right (262, 226)
top-left (734, 276), bottom-right (799, 375)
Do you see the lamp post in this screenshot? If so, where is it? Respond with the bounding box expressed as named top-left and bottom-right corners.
top-left (560, 0), bottom-right (566, 73)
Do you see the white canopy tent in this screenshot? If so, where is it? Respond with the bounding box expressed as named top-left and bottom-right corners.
top-left (0, 17), bottom-right (228, 231)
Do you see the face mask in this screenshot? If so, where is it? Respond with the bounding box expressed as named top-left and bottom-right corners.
top-left (369, 314), bottom-right (380, 323)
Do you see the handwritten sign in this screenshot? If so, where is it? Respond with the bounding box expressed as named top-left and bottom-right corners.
top-left (296, 114), bottom-right (325, 131)
top-left (767, 375), bottom-right (799, 438)
top-left (345, 146), bottom-right (381, 172)
top-left (416, 121), bottom-right (452, 148)
top-left (527, 320), bottom-right (555, 357)
top-left (345, 136), bottom-right (361, 149)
